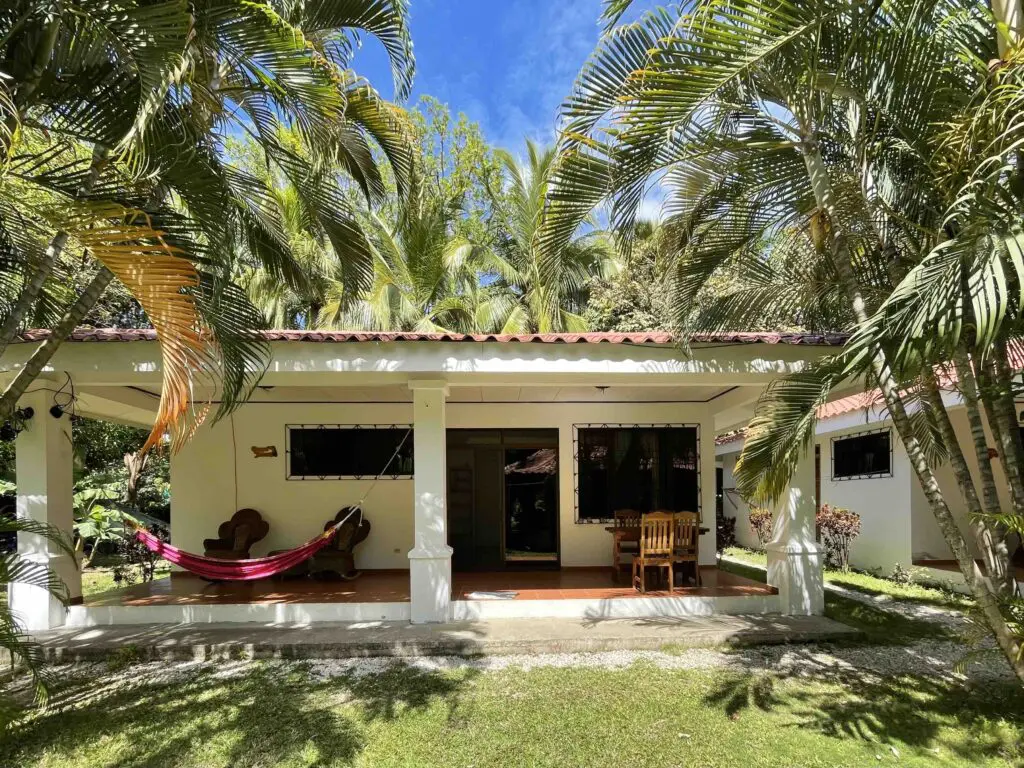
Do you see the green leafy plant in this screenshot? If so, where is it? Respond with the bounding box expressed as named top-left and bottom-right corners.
top-left (890, 563), bottom-right (915, 586)
top-left (0, 517), bottom-right (76, 730)
top-left (716, 512), bottom-right (737, 551)
top-left (748, 507), bottom-right (773, 548)
top-left (72, 482), bottom-right (129, 568)
top-left (111, 524), bottom-right (167, 587)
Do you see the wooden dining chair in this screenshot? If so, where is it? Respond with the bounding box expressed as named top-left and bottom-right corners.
top-left (672, 511), bottom-right (701, 587)
top-left (612, 509), bottom-right (641, 581)
top-left (632, 511), bottom-right (676, 593)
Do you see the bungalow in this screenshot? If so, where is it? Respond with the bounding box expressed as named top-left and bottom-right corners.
top-left (5, 329), bottom-right (844, 631)
top-left (717, 384), bottom-right (1024, 582)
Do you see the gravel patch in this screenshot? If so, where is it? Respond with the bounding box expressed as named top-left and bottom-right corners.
top-left (39, 633), bottom-right (1012, 701)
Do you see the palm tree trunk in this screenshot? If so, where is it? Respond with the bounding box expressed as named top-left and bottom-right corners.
top-left (993, 0), bottom-right (1024, 57)
top-left (922, 366), bottom-right (1013, 593)
top-left (986, 338), bottom-right (1024, 508)
top-left (0, 145), bottom-right (109, 358)
top-left (954, 349), bottom-right (1016, 587)
top-left (0, 268), bottom-right (113, 423)
top-left (800, 139), bottom-right (1024, 683)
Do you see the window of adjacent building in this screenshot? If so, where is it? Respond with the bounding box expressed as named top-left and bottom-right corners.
top-left (575, 425), bottom-right (699, 522)
top-left (287, 426), bottom-right (413, 479)
top-left (831, 429), bottom-right (891, 480)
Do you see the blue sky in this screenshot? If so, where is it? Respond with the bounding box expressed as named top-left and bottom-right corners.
top-left (358, 0), bottom-right (617, 153)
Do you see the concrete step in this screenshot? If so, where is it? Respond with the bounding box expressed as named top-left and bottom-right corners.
top-left (33, 614), bottom-right (861, 663)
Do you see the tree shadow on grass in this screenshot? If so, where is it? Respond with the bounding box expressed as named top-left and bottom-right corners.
top-left (331, 662), bottom-right (478, 726)
top-left (0, 660), bottom-right (477, 768)
top-left (702, 664), bottom-right (1024, 765)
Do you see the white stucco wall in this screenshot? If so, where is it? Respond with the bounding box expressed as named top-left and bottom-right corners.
top-left (171, 398), bottom-right (719, 571)
top-left (719, 453), bottom-right (760, 550)
top-left (718, 424), bottom-right (915, 572)
top-left (912, 408), bottom-right (1009, 562)
top-left (814, 426), bottom-right (913, 573)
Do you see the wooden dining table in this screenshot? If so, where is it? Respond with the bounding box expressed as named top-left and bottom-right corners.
top-left (605, 523), bottom-right (709, 583)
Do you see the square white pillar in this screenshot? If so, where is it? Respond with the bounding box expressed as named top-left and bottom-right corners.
top-left (10, 390), bottom-right (80, 631)
top-left (765, 448), bottom-right (824, 615)
top-left (699, 420), bottom-right (718, 566)
top-left (408, 380), bottom-right (452, 623)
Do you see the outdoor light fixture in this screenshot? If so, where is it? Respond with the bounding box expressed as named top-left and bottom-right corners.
top-left (0, 407), bottom-right (34, 441)
top-left (49, 404), bottom-right (64, 419)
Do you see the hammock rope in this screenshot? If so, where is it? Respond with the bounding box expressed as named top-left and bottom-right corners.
top-left (132, 427), bottom-right (413, 581)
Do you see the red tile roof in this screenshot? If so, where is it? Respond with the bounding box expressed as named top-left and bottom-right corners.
top-left (16, 328), bottom-right (850, 346)
top-left (716, 389), bottom-right (889, 446)
top-left (716, 348), bottom-right (1024, 446)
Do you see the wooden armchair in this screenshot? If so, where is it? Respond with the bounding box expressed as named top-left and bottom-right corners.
top-left (612, 508), bottom-right (641, 581)
top-left (203, 508), bottom-right (269, 560)
top-left (632, 511), bottom-right (676, 593)
top-left (673, 511), bottom-right (701, 587)
top-left (309, 507), bottom-right (371, 580)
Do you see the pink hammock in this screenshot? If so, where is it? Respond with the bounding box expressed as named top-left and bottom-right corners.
top-left (133, 518), bottom-right (346, 581)
top-left (135, 428), bottom-right (408, 581)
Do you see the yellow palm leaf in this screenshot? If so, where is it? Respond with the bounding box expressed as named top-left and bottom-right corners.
top-left (43, 202), bottom-right (216, 452)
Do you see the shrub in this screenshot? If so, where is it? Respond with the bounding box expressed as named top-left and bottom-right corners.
top-left (816, 504), bottom-right (861, 571)
top-left (113, 524), bottom-right (167, 586)
top-left (748, 507), bottom-right (773, 547)
top-left (716, 512), bottom-right (737, 551)
top-left (890, 562), bottom-right (914, 585)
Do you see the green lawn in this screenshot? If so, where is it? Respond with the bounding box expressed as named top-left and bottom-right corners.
top-left (7, 550), bottom-right (1013, 767)
top-left (2, 661), bottom-right (1021, 768)
top-left (722, 547), bottom-right (972, 611)
top-left (80, 564), bottom-right (171, 599)
top-left (717, 556), bottom-right (951, 643)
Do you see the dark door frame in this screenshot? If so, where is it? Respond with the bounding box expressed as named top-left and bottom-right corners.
top-left (446, 428), bottom-right (560, 570)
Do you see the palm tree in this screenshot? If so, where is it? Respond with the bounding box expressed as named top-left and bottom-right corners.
top-left (0, 1), bottom-right (415, 448)
top-left (319, 195), bottom-right (483, 332)
top-left (241, 183), bottom-right (339, 329)
top-left (0, 517), bottom-right (76, 729)
top-left (545, 0), bottom-right (1024, 680)
top-left (479, 140), bottom-right (617, 334)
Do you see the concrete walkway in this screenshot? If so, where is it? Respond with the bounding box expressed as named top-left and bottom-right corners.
top-left (33, 614), bottom-right (858, 662)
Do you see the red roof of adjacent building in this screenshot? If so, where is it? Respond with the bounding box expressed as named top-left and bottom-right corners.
top-left (717, 344), bottom-right (1024, 447)
top-left (16, 328), bottom-right (851, 346)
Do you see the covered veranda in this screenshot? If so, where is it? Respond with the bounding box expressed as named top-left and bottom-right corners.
top-left (3, 330), bottom-right (840, 630)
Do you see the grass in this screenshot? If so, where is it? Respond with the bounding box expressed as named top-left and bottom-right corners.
top-left (717, 557), bottom-right (951, 643)
top-left (722, 547), bottom-right (972, 611)
top-left (80, 562), bottom-right (171, 599)
top-left (2, 661), bottom-right (1022, 767)
top-left (8, 549), bottom-right (999, 767)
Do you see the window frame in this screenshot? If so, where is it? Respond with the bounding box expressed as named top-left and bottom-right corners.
top-left (572, 423), bottom-right (701, 525)
top-left (285, 424), bottom-right (413, 480)
top-left (830, 427), bottom-right (893, 481)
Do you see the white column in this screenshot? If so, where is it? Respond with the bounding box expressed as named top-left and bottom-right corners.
top-left (408, 380), bottom-right (452, 623)
top-left (10, 390), bottom-right (80, 631)
top-left (699, 420), bottom-right (717, 566)
top-left (765, 448), bottom-right (824, 615)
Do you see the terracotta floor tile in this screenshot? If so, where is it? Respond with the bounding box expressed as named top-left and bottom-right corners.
top-left (86, 567), bottom-right (776, 607)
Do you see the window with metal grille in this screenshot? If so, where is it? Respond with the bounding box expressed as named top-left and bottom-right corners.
top-left (286, 425), bottom-right (413, 480)
top-left (574, 425), bottom-right (699, 522)
top-left (831, 429), bottom-right (891, 480)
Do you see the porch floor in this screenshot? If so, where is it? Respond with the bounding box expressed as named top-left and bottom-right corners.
top-left (84, 566), bottom-right (775, 607)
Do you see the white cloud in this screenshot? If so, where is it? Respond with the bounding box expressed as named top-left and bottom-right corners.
top-left (489, 0), bottom-right (603, 151)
